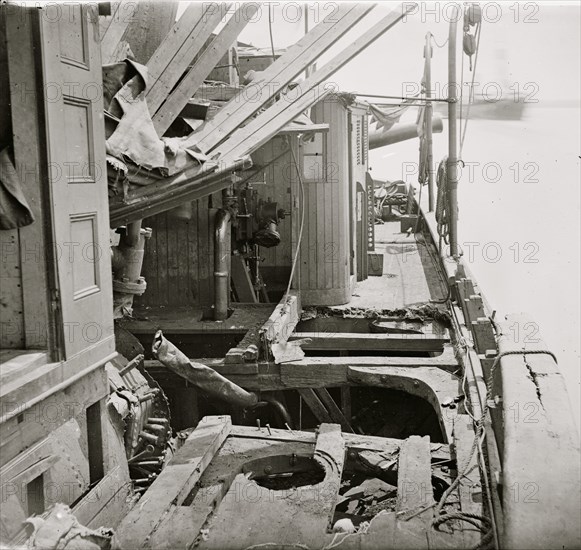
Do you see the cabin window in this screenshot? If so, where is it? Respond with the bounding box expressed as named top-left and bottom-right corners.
top-left (301, 132), bottom-right (326, 181)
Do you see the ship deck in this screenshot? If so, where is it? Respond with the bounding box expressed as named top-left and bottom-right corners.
top-left (336, 220), bottom-right (449, 311)
top-left (115, 418), bottom-right (483, 549)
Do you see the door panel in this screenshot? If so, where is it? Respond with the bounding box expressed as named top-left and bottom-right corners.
top-left (38, 4), bottom-right (114, 363)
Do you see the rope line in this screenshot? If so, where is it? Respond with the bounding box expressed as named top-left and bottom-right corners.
top-left (435, 157), bottom-right (450, 248)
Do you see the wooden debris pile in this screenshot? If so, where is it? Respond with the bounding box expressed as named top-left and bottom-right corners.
top-left (104, 2), bottom-right (414, 227)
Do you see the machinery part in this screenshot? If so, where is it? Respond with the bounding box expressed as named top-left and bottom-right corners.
top-left (254, 220), bottom-right (281, 248)
top-left (214, 208), bottom-right (232, 320)
top-left (261, 394), bottom-right (293, 429)
top-left (111, 221), bottom-right (152, 317)
top-left (152, 330), bottom-right (258, 408)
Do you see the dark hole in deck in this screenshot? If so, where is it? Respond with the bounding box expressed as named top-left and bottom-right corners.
top-left (242, 455), bottom-right (325, 490)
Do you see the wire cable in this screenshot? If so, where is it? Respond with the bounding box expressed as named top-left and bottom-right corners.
top-left (268, 4), bottom-right (276, 63)
top-left (284, 143), bottom-right (305, 300)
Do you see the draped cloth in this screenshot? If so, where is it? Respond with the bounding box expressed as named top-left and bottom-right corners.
top-left (368, 97), bottom-right (417, 132)
top-left (0, 147), bottom-right (34, 230)
top-left (104, 60), bottom-right (207, 183)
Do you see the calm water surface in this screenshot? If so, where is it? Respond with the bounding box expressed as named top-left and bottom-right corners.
top-left (370, 105), bottom-right (581, 432)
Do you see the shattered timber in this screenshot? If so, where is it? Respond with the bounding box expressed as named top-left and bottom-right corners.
top-left (0, 2), bottom-right (579, 549)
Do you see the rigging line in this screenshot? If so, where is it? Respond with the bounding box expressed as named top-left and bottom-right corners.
top-left (268, 4), bottom-right (276, 63)
top-left (460, 22), bottom-right (482, 157)
top-left (430, 34), bottom-right (448, 48)
top-left (285, 142), bottom-right (306, 301)
top-left (459, 34), bottom-right (465, 151)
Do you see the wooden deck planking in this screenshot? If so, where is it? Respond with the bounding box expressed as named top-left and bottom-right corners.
top-left (329, 221), bottom-right (447, 311)
top-left (114, 416), bottom-right (231, 549)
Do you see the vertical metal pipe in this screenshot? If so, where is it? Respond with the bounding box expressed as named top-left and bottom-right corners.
top-left (214, 209), bottom-right (231, 321)
top-left (425, 33), bottom-right (435, 212)
top-left (447, 5), bottom-right (460, 257)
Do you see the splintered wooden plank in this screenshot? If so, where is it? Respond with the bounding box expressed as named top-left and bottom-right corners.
top-left (261, 291), bottom-right (301, 344)
top-left (299, 388), bottom-right (333, 424)
top-left (190, 3), bottom-right (375, 153)
top-left (152, 3), bottom-right (259, 135)
top-left (145, 3), bottom-right (228, 115)
top-left (397, 436), bottom-right (434, 513)
top-left (314, 388), bottom-right (354, 432)
top-left (114, 416), bottom-right (231, 548)
top-left (213, 2), bottom-right (414, 162)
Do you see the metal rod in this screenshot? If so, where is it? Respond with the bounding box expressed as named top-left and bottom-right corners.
top-left (447, 4), bottom-right (460, 258)
top-left (353, 92), bottom-right (450, 103)
top-left (425, 32), bottom-right (435, 212)
top-left (214, 208), bottom-right (232, 321)
top-left (118, 353), bottom-right (144, 376)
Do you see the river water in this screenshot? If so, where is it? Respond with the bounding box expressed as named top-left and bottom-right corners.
top-left (370, 105), bottom-right (581, 432)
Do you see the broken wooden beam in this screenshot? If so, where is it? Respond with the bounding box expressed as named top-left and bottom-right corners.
top-left (114, 416), bottom-right (231, 548)
top-left (152, 3), bottom-right (259, 135)
top-left (145, 2), bottom-right (227, 115)
top-left (396, 435), bottom-right (434, 513)
top-left (189, 3), bottom-right (375, 153)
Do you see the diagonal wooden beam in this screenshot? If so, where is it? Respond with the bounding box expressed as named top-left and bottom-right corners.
top-left (299, 388), bottom-right (333, 424)
top-left (314, 388), bottom-right (354, 433)
top-left (212, 87), bottom-right (331, 164)
top-left (211, 2), bottom-right (415, 163)
top-left (145, 3), bottom-right (229, 115)
top-left (188, 3), bottom-right (376, 153)
top-left (152, 3), bottom-right (259, 136)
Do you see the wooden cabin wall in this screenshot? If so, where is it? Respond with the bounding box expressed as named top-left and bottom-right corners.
top-left (1, 8), bottom-right (50, 350)
top-left (135, 195), bottom-right (220, 309)
top-left (0, 12), bottom-right (23, 349)
top-left (297, 98), bottom-right (352, 305)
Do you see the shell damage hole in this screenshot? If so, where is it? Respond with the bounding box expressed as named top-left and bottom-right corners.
top-left (243, 455), bottom-right (325, 490)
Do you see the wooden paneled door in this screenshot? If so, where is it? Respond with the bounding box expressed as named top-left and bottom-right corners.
top-left (38, 4), bottom-right (114, 366)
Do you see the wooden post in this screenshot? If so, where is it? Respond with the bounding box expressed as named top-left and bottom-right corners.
top-left (425, 32), bottom-right (435, 212)
top-left (447, 5), bottom-right (460, 257)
